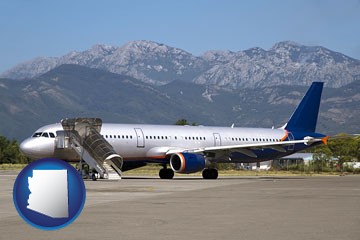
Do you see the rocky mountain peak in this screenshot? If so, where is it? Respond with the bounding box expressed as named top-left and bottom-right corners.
top-left (1, 40), bottom-right (359, 89)
top-left (201, 50), bottom-right (236, 63)
top-left (119, 40), bottom-right (192, 58)
top-left (122, 40), bottom-right (169, 52)
top-left (271, 41), bottom-right (302, 50)
top-left (270, 41), bottom-right (357, 65)
top-left (89, 44), bottom-right (117, 55)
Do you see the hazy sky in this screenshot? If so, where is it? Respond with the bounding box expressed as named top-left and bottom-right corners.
top-left (1, 0), bottom-right (359, 73)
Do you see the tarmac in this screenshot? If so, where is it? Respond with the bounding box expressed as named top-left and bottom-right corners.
top-left (1, 172), bottom-right (359, 240)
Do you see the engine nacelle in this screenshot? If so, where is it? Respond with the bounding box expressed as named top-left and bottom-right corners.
top-left (170, 153), bottom-right (206, 174)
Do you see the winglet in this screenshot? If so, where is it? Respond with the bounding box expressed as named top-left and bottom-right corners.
top-left (322, 136), bottom-right (329, 145)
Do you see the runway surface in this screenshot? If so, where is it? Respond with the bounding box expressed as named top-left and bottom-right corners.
top-left (1, 172), bottom-right (359, 240)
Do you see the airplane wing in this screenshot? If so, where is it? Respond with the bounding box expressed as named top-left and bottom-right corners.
top-left (166, 137), bottom-right (326, 158)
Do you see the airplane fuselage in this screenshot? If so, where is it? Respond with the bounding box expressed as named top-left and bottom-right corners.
top-left (20, 122), bottom-right (319, 164)
top-left (101, 124), bottom-right (293, 163)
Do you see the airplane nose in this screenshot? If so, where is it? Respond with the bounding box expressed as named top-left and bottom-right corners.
top-left (19, 138), bottom-right (35, 156)
top-left (19, 137), bottom-right (55, 159)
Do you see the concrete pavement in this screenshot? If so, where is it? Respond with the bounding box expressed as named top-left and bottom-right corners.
top-left (1, 173), bottom-right (359, 240)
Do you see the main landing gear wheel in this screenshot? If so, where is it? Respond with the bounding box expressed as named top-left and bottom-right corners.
top-left (202, 168), bottom-right (218, 179)
top-left (159, 168), bottom-right (174, 179)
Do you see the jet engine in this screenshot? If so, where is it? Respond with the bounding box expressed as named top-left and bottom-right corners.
top-left (170, 153), bottom-right (206, 174)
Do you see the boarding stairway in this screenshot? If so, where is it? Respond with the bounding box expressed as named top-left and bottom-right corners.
top-left (55, 118), bottom-right (123, 180)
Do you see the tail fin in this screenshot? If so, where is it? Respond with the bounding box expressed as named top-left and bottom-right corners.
top-left (284, 82), bottom-right (324, 133)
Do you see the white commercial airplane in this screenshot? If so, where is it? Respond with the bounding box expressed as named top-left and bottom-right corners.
top-left (20, 82), bottom-right (328, 179)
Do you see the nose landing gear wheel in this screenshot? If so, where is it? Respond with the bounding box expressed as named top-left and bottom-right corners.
top-left (91, 173), bottom-right (97, 181)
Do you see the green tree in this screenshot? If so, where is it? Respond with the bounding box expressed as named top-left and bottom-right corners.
top-left (0, 136), bottom-right (30, 164)
top-left (175, 119), bottom-right (197, 126)
top-left (312, 143), bottom-right (334, 172)
top-left (327, 134), bottom-right (358, 171)
top-left (355, 136), bottom-right (360, 161)
top-left (311, 134), bottom-right (360, 172)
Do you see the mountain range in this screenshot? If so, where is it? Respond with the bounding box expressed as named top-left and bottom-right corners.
top-left (1, 41), bottom-right (359, 89)
top-left (1, 63), bottom-right (359, 141)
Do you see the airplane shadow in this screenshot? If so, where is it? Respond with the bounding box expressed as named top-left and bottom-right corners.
top-left (119, 176), bottom-right (306, 180)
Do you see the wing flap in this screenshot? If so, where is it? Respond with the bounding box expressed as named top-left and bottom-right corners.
top-left (270, 145), bottom-right (286, 152)
top-left (237, 148), bottom-right (257, 158)
top-left (191, 138), bottom-right (324, 155)
top-left (165, 138), bottom-right (325, 157)
top-left (200, 139), bottom-right (309, 152)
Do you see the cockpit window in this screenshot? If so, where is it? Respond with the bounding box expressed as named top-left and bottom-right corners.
top-left (32, 132), bottom-right (42, 137)
top-left (42, 132), bottom-right (49, 138)
top-left (32, 132), bottom-right (56, 138)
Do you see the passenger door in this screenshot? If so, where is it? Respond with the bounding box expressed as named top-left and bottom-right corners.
top-left (134, 128), bottom-right (145, 148)
top-left (213, 133), bottom-right (221, 146)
